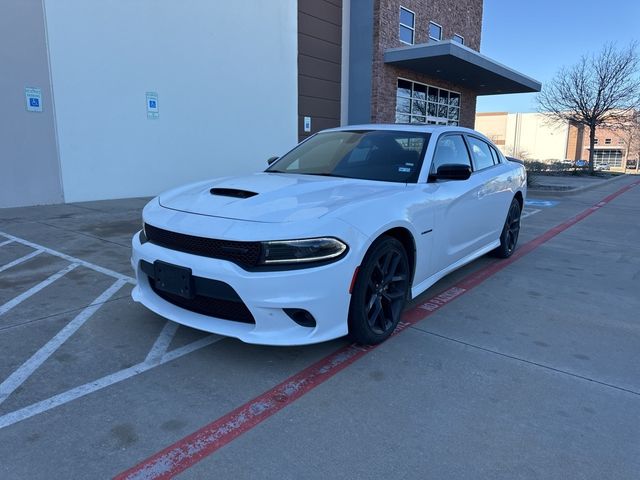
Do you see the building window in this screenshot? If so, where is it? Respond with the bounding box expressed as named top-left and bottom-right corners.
top-left (429, 22), bottom-right (442, 42)
top-left (604, 138), bottom-right (612, 145)
top-left (594, 138), bottom-right (599, 145)
top-left (452, 34), bottom-right (464, 45)
top-left (399, 7), bottom-right (415, 45)
top-left (396, 78), bottom-right (460, 126)
top-left (594, 149), bottom-right (623, 168)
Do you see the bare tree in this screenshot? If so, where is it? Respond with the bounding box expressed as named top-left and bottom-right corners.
top-left (538, 43), bottom-right (640, 173)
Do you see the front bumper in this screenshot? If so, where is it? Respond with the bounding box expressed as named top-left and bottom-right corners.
top-left (131, 227), bottom-right (365, 346)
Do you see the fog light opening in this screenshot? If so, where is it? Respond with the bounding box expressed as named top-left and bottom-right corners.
top-left (284, 308), bottom-right (317, 328)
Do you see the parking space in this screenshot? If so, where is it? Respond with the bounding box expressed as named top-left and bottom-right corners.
top-left (1, 179), bottom-right (639, 479)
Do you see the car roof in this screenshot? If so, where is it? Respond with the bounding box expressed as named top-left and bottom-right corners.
top-left (323, 123), bottom-right (485, 137)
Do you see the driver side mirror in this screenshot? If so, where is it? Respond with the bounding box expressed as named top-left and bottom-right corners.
top-left (435, 164), bottom-right (472, 181)
top-left (267, 156), bottom-right (279, 166)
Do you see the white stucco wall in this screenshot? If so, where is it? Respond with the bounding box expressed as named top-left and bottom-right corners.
top-left (505, 113), bottom-right (568, 161)
top-left (0, 0), bottom-right (64, 208)
top-left (43, 0), bottom-right (298, 202)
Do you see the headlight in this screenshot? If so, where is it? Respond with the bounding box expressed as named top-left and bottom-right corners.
top-left (260, 237), bottom-right (348, 265)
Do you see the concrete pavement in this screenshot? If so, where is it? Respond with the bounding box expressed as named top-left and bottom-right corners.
top-left (0, 178), bottom-right (638, 479)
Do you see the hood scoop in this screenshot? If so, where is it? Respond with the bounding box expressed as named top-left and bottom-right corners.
top-left (210, 188), bottom-right (258, 199)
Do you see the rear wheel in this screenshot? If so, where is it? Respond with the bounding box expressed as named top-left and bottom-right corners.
top-left (348, 236), bottom-right (410, 345)
top-left (492, 198), bottom-right (521, 258)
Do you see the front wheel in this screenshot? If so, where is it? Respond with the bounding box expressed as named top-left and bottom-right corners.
top-left (348, 236), bottom-right (410, 345)
top-left (492, 198), bottom-right (521, 258)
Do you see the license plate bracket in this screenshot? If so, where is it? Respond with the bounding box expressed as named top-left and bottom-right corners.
top-left (153, 261), bottom-right (194, 299)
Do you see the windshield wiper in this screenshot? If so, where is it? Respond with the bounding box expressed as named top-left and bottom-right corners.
top-left (268, 171), bottom-right (350, 178)
top-left (303, 172), bottom-right (350, 178)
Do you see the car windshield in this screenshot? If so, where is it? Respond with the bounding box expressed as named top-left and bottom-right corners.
top-left (267, 130), bottom-right (431, 183)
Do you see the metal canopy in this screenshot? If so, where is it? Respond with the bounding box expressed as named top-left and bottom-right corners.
top-left (384, 41), bottom-right (542, 95)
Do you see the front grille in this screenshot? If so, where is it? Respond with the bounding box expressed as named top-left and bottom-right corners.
top-left (150, 278), bottom-right (255, 324)
top-left (144, 223), bottom-right (262, 267)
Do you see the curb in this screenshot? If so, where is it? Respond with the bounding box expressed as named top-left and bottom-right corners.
top-left (528, 173), bottom-right (630, 197)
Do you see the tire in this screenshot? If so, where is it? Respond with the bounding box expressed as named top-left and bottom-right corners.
top-left (492, 197), bottom-right (521, 258)
top-left (348, 236), bottom-right (410, 345)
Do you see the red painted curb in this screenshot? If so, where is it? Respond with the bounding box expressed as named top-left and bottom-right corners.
top-left (116, 179), bottom-right (639, 480)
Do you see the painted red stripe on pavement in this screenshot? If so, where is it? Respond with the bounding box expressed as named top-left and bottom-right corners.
top-left (116, 179), bottom-right (639, 480)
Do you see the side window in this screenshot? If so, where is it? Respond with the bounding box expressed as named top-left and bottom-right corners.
top-left (495, 148), bottom-right (508, 164)
top-left (467, 137), bottom-right (495, 171)
top-left (489, 145), bottom-right (500, 165)
top-left (431, 134), bottom-right (471, 174)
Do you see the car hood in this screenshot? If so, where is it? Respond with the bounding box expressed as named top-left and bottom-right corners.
top-left (158, 173), bottom-right (405, 223)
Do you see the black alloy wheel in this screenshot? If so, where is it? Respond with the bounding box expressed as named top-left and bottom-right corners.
top-left (348, 236), bottom-right (410, 345)
top-left (493, 198), bottom-right (521, 258)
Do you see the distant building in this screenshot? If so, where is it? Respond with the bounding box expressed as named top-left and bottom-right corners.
top-left (476, 112), bottom-right (639, 171)
top-left (565, 122), bottom-right (638, 171)
top-left (475, 112), bottom-right (568, 162)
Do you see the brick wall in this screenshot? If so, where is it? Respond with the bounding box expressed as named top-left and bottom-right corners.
top-left (578, 124), bottom-right (634, 170)
top-left (371, 0), bottom-right (483, 128)
top-left (569, 123), bottom-right (630, 160)
top-left (566, 123), bottom-right (583, 161)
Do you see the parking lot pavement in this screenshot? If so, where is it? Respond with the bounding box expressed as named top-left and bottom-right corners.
top-left (0, 179), bottom-right (639, 479)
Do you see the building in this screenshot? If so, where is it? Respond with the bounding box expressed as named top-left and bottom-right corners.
top-left (476, 112), bottom-right (570, 161)
top-left (566, 122), bottom-right (639, 171)
top-left (476, 112), bottom-right (640, 171)
top-left (349, 0), bottom-right (540, 128)
top-left (1, 0), bottom-right (540, 208)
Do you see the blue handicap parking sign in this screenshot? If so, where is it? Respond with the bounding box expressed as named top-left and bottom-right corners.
top-left (526, 199), bottom-right (559, 208)
top-left (149, 100), bottom-right (157, 109)
top-left (29, 98), bottom-right (40, 108)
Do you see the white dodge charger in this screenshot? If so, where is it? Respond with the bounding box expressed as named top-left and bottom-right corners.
top-left (131, 125), bottom-right (525, 346)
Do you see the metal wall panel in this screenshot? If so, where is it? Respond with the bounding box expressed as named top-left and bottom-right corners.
top-left (298, 0), bottom-right (343, 141)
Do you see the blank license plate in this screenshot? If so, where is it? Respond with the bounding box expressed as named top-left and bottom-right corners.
top-left (153, 261), bottom-right (194, 299)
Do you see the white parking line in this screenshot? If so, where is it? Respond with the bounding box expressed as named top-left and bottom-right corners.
top-left (0, 229), bottom-right (224, 430)
top-left (0, 335), bottom-right (221, 429)
top-left (0, 278), bottom-right (126, 405)
top-left (0, 231), bottom-right (135, 284)
top-left (145, 321), bottom-right (179, 365)
top-left (0, 249), bottom-right (44, 274)
top-left (0, 262), bottom-right (79, 317)
top-left (160, 335), bottom-right (220, 362)
top-left (521, 208), bottom-right (541, 220)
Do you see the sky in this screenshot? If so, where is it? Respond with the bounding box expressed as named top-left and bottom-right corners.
top-left (476, 0), bottom-right (640, 113)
